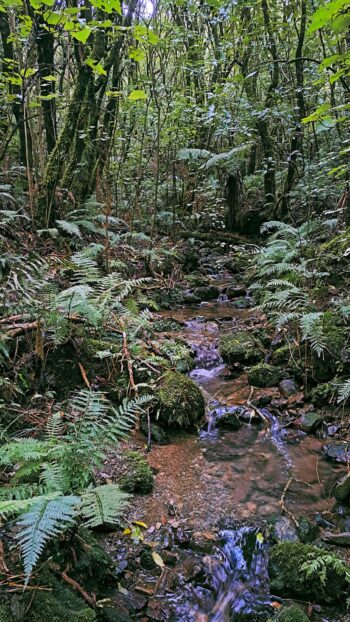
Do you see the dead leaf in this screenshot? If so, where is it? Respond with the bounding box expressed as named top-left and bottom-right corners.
top-left (152, 552), bottom-right (165, 568)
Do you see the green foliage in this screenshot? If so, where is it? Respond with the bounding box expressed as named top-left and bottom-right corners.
top-left (16, 495), bottom-right (79, 582)
top-left (80, 484), bottom-right (129, 527)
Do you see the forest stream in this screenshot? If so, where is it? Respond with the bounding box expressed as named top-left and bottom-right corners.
top-left (103, 279), bottom-right (347, 622)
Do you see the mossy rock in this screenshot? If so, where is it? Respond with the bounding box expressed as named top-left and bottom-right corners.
top-left (193, 285), bottom-right (220, 301)
top-left (119, 451), bottom-right (154, 494)
top-left (156, 371), bottom-right (205, 429)
top-left (271, 345), bottom-right (293, 366)
top-left (26, 570), bottom-right (96, 622)
top-left (219, 331), bottom-right (263, 366)
top-left (152, 318), bottom-right (184, 332)
top-left (309, 382), bottom-right (336, 406)
top-left (271, 604), bottom-right (308, 622)
top-left (269, 542), bottom-right (349, 603)
top-left (248, 363), bottom-right (284, 388)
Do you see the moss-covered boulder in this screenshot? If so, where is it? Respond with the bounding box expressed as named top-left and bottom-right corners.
top-left (271, 345), bottom-right (292, 366)
top-left (248, 363), bottom-right (284, 388)
top-left (271, 604), bottom-right (308, 622)
top-left (309, 382), bottom-right (336, 406)
top-left (311, 312), bottom-right (347, 382)
top-left (193, 285), bottom-right (220, 301)
top-left (269, 542), bottom-right (350, 603)
top-left (155, 372), bottom-right (205, 429)
top-left (25, 571), bottom-right (96, 622)
top-left (119, 451), bottom-right (154, 494)
top-left (219, 331), bottom-right (263, 366)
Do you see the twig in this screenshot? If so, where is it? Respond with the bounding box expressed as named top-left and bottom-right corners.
top-left (279, 477), bottom-right (299, 527)
top-left (246, 387), bottom-right (270, 425)
top-left (78, 362), bottom-right (91, 389)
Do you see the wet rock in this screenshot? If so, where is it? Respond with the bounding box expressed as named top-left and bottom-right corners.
top-left (223, 258), bottom-right (239, 274)
top-left (182, 291), bottom-right (201, 304)
top-left (297, 517), bottom-right (319, 543)
top-left (145, 599), bottom-right (173, 621)
top-left (175, 554), bottom-right (203, 582)
top-left (189, 531), bottom-right (218, 555)
top-left (248, 363), bottom-right (284, 388)
top-left (226, 285), bottom-right (247, 299)
top-left (154, 567), bottom-right (177, 595)
top-left (140, 417), bottom-right (170, 445)
top-left (160, 550), bottom-right (179, 566)
top-left (211, 405), bottom-right (242, 430)
top-left (230, 297), bottom-right (252, 309)
top-left (140, 549), bottom-right (157, 570)
top-left (219, 331), bottom-right (263, 366)
top-left (269, 541), bottom-right (349, 603)
top-left (323, 440), bottom-right (350, 463)
top-left (274, 604), bottom-right (309, 622)
top-left (155, 371), bottom-right (205, 429)
top-left (294, 412), bottom-right (322, 433)
top-left (278, 378), bottom-right (298, 397)
top-left (252, 395), bottom-right (272, 407)
top-left (119, 451), bottom-right (154, 494)
top-left (322, 531), bottom-right (350, 546)
top-left (273, 517), bottom-right (299, 543)
top-left (175, 527), bottom-right (192, 546)
top-left (334, 472), bottom-right (350, 502)
top-left (193, 285), bottom-right (220, 301)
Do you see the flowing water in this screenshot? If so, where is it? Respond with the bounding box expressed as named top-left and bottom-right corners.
top-left (127, 299), bottom-right (343, 620)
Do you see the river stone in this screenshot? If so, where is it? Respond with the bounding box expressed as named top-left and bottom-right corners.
top-left (230, 297), bottom-right (252, 309)
top-left (279, 378), bottom-right (298, 397)
top-left (140, 417), bottom-right (170, 445)
top-left (212, 405), bottom-right (242, 430)
top-left (323, 441), bottom-right (350, 463)
top-left (297, 517), bottom-right (319, 543)
top-left (219, 331), bottom-right (263, 366)
top-left (248, 363), bottom-right (284, 388)
top-left (334, 472), bottom-right (350, 501)
top-left (226, 285), bottom-right (247, 299)
top-left (295, 412), bottom-right (322, 433)
top-left (193, 285), bottom-right (220, 301)
top-left (273, 517), bottom-right (299, 543)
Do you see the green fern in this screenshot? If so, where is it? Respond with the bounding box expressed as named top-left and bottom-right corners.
top-left (80, 484), bottom-right (128, 528)
top-left (16, 495), bottom-right (79, 582)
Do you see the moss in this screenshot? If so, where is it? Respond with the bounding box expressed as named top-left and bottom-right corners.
top-left (309, 382), bottom-right (336, 406)
top-left (153, 319), bottom-right (184, 332)
top-left (269, 542), bottom-right (349, 603)
top-left (321, 227), bottom-right (350, 257)
top-left (0, 604), bottom-right (12, 622)
top-left (271, 345), bottom-right (293, 366)
top-left (219, 331), bottom-right (263, 366)
top-left (248, 363), bottom-right (284, 387)
top-left (156, 371), bottom-right (205, 429)
top-left (27, 570), bottom-right (96, 622)
top-left (271, 604), bottom-right (308, 622)
top-left (193, 285), bottom-right (220, 301)
top-left (119, 451), bottom-right (154, 494)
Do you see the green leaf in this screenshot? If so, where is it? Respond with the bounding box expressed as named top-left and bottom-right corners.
top-left (85, 58), bottom-right (107, 76)
top-left (70, 27), bottom-right (92, 44)
top-left (128, 89), bottom-right (147, 101)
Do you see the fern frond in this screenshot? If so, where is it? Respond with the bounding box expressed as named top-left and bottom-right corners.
top-left (80, 484), bottom-right (128, 528)
top-left (16, 495), bottom-right (79, 582)
top-left (337, 379), bottom-right (350, 404)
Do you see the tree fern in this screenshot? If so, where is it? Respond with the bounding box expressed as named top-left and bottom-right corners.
top-left (16, 495), bottom-right (79, 582)
top-left (80, 484), bottom-right (128, 528)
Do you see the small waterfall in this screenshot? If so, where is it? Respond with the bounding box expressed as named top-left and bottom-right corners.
top-left (259, 408), bottom-right (293, 469)
top-left (207, 527), bottom-right (273, 621)
top-left (218, 292), bottom-right (229, 303)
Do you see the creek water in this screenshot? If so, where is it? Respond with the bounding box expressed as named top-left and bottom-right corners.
top-left (127, 299), bottom-right (342, 621)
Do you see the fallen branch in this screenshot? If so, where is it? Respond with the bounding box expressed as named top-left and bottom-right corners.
top-left (246, 387), bottom-right (270, 425)
top-left (175, 230), bottom-right (248, 244)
